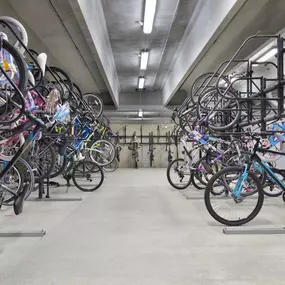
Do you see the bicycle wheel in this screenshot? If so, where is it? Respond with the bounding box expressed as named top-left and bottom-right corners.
top-left (252, 122), bottom-right (285, 162)
top-left (262, 168), bottom-right (284, 197)
top-left (0, 161), bottom-right (23, 204)
top-left (63, 155), bottom-right (75, 174)
top-left (72, 160), bottom-right (104, 192)
top-left (83, 93), bottom-right (103, 118)
top-left (204, 166), bottom-right (264, 226)
top-left (190, 72), bottom-right (229, 104)
top-left (194, 156), bottom-right (219, 186)
top-left (0, 40), bottom-right (28, 116)
top-left (103, 157), bottom-right (119, 173)
top-left (73, 83), bottom-right (83, 99)
top-left (191, 171), bottom-right (205, 190)
top-left (49, 154), bottom-right (67, 179)
top-left (167, 158), bottom-right (191, 190)
top-left (89, 139), bottom-right (115, 167)
top-left (15, 158), bottom-right (35, 200)
top-left (28, 139), bottom-right (56, 181)
top-left (0, 16), bottom-right (28, 54)
top-left (198, 88), bottom-right (241, 131)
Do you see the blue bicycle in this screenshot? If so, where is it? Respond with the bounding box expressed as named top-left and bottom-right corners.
top-left (204, 136), bottom-right (285, 226)
top-left (269, 121), bottom-right (285, 146)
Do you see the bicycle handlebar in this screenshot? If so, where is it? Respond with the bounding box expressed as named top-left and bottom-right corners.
top-left (25, 112), bottom-right (47, 129)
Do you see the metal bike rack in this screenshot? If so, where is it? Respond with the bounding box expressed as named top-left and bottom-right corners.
top-left (0, 230), bottom-right (46, 238)
top-left (30, 197), bottom-right (83, 202)
top-left (28, 176), bottom-right (83, 202)
top-left (223, 227), bottom-right (285, 235)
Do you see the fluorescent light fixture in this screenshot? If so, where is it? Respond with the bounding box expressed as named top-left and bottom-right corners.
top-left (138, 77), bottom-right (145, 89)
top-left (138, 109), bottom-right (143, 117)
top-left (257, 48), bottom-right (277, 62)
top-left (143, 0), bottom-right (157, 34)
top-left (140, 51), bottom-right (149, 70)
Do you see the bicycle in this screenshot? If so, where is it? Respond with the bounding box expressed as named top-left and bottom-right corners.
top-left (167, 131), bottom-right (244, 190)
top-left (128, 132), bottom-right (139, 169)
top-left (148, 131), bottom-right (155, 167)
top-left (0, 16), bottom-right (108, 207)
top-left (204, 135), bottom-right (285, 226)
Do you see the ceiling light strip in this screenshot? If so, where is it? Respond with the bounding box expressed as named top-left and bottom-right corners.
top-left (143, 0), bottom-right (157, 34)
top-left (138, 109), bottom-right (143, 117)
top-left (140, 51), bottom-right (149, 70)
top-left (138, 77), bottom-right (145, 89)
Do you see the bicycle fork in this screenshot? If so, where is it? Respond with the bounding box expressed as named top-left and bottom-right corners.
top-left (232, 165), bottom-right (248, 200)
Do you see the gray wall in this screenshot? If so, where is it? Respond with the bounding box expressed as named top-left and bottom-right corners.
top-left (111, 123), bottom-right (187, 168)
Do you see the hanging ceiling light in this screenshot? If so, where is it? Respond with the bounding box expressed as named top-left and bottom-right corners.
top-left (138, 109), bottom-right (143, 117)
top-left (143, 0), bottom-right (157, 34)
top-left (140, 51), bottom-right (149, 70)
top-left (257, 48), bottom-right (277, 62)
top-left (138, 77), bottom-right (145, 89)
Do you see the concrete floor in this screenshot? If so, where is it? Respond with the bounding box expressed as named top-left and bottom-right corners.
top-left (0, 168), bottom-right (285, 284)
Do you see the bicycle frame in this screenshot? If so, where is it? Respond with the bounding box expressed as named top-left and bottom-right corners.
top-left (0, 122), bottom-right (42, 196)
top-left (251, 148), bottom-right (285, 189)
top-left (233, 142), bottom-right (285, 197)
top-left (269, 121), bottom-right (285, 146)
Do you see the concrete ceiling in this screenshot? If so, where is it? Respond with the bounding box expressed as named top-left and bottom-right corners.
top-left (101, 0), bottom-right (198, 93)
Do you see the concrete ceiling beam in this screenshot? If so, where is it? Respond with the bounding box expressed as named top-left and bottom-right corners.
top-left (70, 0), bottom-right (120, 108)
top-left (161, 0), bottom-right (241, 105)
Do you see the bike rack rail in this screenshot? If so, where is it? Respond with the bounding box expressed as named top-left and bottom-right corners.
top-left (223, 227), bottom-right (285, 235)
top-left (175, 33), bottom-right (285, 134)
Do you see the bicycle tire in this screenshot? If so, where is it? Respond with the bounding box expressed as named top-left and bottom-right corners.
top-left (47, 66), bottom-right (78, 108)
top-left (72, 160), bottom-right (104, 192)
top-left (28, 139), bottom-right (56, 182)
top-left (190, 72), bottom-right (229, 105)
top-left (194, 156), bottom-right (219, 186)
top-left (0, 39), bottom-right (28, 116)
top-left (73, 82), bottom-right (83, 99)
top-left (204, 166), bottom-right (264, 226)
top-left (89, 139), bottom-right (116, 167)
top-left (49, 154), bottom-right (67, 179)
top-left (83, 93), bottom-right (103, 118)
top-left (198, 87), bottom-right (241, 131)
top-left (262, 168), bottom-right (284, 197)
top-left (167, 158), bottom-right (191, 190)
top-left (0, 16), bottom-right (28, 54)
top-left (191, 172), bottom-right (205, 190)
top-left (1, 162), bottom-right (24, 204)
top-left (49, 66), bottom-right (73, 91)
top-left (63, 155), bottom-right (75, 174)
top-left (103, 157), bottom-right (119, 173)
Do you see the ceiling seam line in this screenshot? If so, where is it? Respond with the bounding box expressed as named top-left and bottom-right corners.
top-left (151, 0), bottom-right (181, 90)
